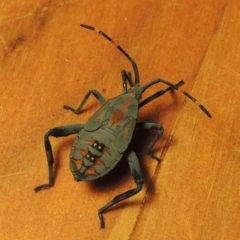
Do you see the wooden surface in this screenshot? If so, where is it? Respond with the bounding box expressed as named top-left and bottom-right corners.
top-left (1, 1), bottom-right (239, 239)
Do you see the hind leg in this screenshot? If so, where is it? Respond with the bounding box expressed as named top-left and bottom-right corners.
top-left (98, 148), bottom-right (143, 228)
top-left (34, 124), bottom-right (84, 191)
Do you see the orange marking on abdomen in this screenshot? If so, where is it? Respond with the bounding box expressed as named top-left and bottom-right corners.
top-left (70, 159), bottom-right (83, 171)
top-left (84, 166), bottom-right (99, 176)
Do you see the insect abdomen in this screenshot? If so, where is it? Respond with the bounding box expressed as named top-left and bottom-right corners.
top-left (69, 127), bottom-right (122, 181)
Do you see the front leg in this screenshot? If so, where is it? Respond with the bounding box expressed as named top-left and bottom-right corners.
top-left (34, 124), bottom-right (84, 192)
top-left (64, 89), bottom-right (106, 114)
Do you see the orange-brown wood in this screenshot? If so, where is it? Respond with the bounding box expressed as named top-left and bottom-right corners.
top-left (1, 0), bottom-right (239, 239)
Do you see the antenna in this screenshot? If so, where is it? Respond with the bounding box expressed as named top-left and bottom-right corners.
top-left (80, 24), bottom-right (140, 85)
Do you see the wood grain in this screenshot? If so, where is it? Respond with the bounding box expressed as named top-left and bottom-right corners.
top-left (1, 0), bottom-right (239, 239)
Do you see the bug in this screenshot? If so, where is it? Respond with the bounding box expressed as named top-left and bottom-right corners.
top-left (35, 24), bottom-right (212, 228)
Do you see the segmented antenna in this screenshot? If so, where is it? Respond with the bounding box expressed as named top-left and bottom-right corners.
top-left (139, 80), bottom-right (211, 118)
top-left (80, 24), bottom-right (211, 118)
top-left (180, 89), bottom-right (212, 118)
top-left (139, 80), bottom-right (184, 108)
top-left (80, 24), bottom-right (140, 85)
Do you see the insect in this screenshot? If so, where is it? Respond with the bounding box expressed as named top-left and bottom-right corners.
top-left (35, 24), bottom-right (212, 228)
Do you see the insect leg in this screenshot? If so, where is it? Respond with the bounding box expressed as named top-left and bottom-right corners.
top-left (34, 124), bottom-right (84, 192)
top-left (136, 122), bottom-right (164, 161)
top-left (98, 148), bottom-right (143, 228)
top-left (64, 89), bottom-right (106, 114)
top-left (121, 70), bottom-right (133, 93)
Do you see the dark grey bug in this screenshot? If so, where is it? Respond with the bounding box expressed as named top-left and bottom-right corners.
top-left (35, 24), bottom-right (212, 228)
